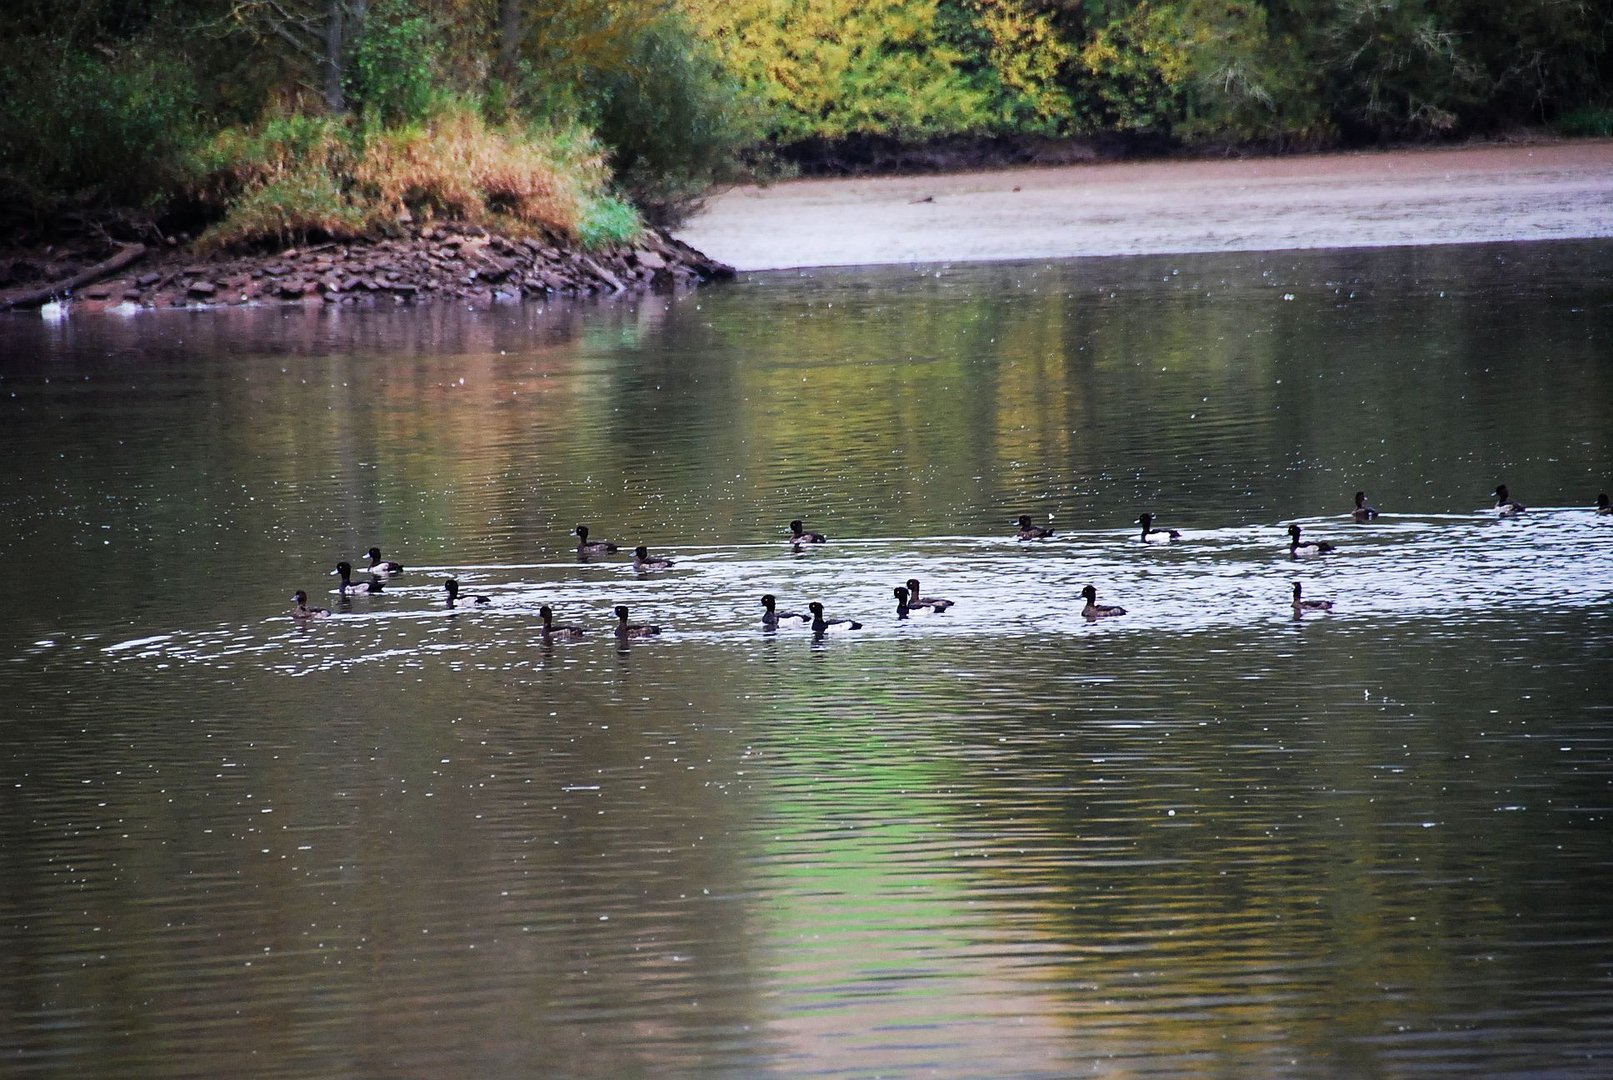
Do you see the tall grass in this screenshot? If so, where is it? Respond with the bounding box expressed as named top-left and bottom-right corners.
top-left (191, 101), bottom-right (638, 250)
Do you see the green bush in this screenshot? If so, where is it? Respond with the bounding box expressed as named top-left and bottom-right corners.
top-left (588, 14), bottom-right (760, 226)
top-left (349, 0), bottom-right (443, 126)
top-left (577, 194), bottom-right (644, 249)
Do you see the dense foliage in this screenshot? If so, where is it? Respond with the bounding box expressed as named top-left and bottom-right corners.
top-left (0, 0), bottom-right (1608, 240)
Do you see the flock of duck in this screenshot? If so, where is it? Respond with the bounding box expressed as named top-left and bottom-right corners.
top-left (289, 489), bottom-right (1610, 636)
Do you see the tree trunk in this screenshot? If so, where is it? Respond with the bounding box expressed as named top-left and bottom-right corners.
top-left (497, 0), bottom-right (523, 85)
top-left (323, 0), bottom-right (346, 112)
top-left (0, 244), bottom-right (147, 311)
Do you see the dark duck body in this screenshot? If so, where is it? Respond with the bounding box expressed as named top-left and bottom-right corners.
top-left (1015, 514), bottom-right (1054, 540)
top-left (365, 547), bottom-right (405, 575)
top-left (904, 578), bottom-right (954, 612)
top-left (633, 545), bottom-right (675, 571)
top-left (291, 590), bottom-right (331, 619)
top-left (1288, 524), bottom-right (1336, 558)
top-left (1080, 584), bottom-right (1125, 619)
top-left (333, 561), bottom-right (384, 594)
top-left (1351, 492), bottom-right (1379, 523)
top-left (614, 604), bottom-right (661, 638)
top-left (1291, 581), bottom-right (1333, 613)
top-left (1137, 513), bottom-right (1181, 543)
top-left (443, 578), bottom-right (489, 606)
top-left (539, 605), bottom-right (585, 640)
top-left (1494, 485), bottom-right (1526, 517)
top-left (761, 594), bottom-right (810, 628)
top-left (789, 519), bottom-right (826, 546)
top-left (808, 601), bottom-right (861, 634)
top-left (573, 524), bottom-right (619, 556)
top-left (1598, 493), bottom-right (1611, 515)
top-left (894, 585), bottom-right (949, 618)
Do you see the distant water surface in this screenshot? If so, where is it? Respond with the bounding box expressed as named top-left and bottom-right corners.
top-left (1, 240), bottom-right (1611, 1078)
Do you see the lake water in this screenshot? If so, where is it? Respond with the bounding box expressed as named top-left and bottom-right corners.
top-left (2, 240), bottom-right (1611, 1078)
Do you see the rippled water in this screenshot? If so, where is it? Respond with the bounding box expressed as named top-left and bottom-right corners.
top-left (2, 241), bottom-right (1612, 1078)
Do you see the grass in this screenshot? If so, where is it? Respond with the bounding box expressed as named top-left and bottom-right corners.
top-left (192, 101), bottom-right (641, 251)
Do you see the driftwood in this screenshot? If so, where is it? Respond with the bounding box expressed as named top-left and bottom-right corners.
top-left (0, 242), bottom-right (146, 311)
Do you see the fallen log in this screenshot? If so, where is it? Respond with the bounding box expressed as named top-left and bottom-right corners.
top-left (0, 243), bottom-right (147, 311)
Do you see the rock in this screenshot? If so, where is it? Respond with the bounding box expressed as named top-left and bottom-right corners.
top-left (187, 280), bottom-right (218, 297)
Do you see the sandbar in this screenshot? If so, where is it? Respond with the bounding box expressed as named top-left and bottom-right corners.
top-left (674, 139), bottom-right (1613, 271)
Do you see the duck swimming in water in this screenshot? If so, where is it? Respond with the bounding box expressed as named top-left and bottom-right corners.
top-left (573, 525), bottom-right (618, 556)
top-left (761, 594), bottom-right (810, 628)
top-left (633, 545), bottom-right (675, 572)
top-left (1137, 513), bottom-right (1181, 543)
top-left (1291, 581), bottom-right (1333, 614)
top-left (539, 605), bottom-right (585, 640)
top-left (904, 578), bottom-right (954, 612)
top-left (788, 519), bottom-right (826, 546)
top-left (1352, 492), bottom-right (1379, 523)
top-left (1494, 485), bottom-right (1526, 517)
top-left (808, 601), bottom-right (861, 634)
top-left (365, 547), bottom-right (404, 575)
top-left (614, 605), bottom-right (661, 638)
top-left (333, 561), bottom-right (384, 595)
top-left (1288, 524), bottom-right (1337, 558)
top-left (291, 590), bottom-right (331, 619)
top-left (1598, 493), bottom-right (1611, 515)
top-left (1015, 514), bottom-right (1055, 540)
top-left (1080, 584), bottom-right (1125, 619)
top-left (443, 578), bottom-right (489, 606)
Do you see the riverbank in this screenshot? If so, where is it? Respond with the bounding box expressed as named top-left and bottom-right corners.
top-left (674, 139), bottom-right (1613, 271)
top-left (0, 224), bottom-right (733, 315)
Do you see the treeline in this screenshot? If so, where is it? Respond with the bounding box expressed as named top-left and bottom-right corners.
top-left (688, 0), bottom-right (1612, 153)
top-left (1, 0), bottom-right (1609, 245)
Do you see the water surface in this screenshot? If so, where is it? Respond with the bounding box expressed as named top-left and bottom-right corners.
top-left (2, 241), bottom-right (1611, 1078)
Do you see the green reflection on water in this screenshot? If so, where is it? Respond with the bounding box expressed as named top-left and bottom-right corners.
top-left (1, 240), bottom-right (1611, 1077)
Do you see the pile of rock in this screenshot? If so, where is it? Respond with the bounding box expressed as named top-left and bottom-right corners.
top-left (61, 224), bottom-right (732, 313)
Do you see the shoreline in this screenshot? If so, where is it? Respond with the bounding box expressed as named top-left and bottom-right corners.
top-left (0, 225), bottom-right (733, 316)
top-left (674, 139), bottom-right (1613, 272)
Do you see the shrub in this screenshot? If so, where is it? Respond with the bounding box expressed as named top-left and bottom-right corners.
top-left (0, 41), bottom-right (199, 204)
top-left (577, 194), bottom-right (644, 249)
top-left (189, 102), bottom-right (613, 249)
top-left (589, 13), bottom-right (760, 226)
top-left (349, 0), bottom-right (442, 126)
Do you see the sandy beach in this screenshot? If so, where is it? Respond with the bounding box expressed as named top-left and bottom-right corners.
top-left (674, 140), bottom-right (1613, 271)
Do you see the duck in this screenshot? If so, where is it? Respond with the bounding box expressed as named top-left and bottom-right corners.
top-left (443, 578), bottom-right (489, 606)
top-left (291, 590), bottom-right (331, 619)
top-left (761, 594), bottom-right (810, 628)
top-left (1291, 581), bottom-right (1333, 613)
top-left (613, 604), bottom-right (661, 638)
top-left (365, 547), bottom-right (405, 575)
top-left (633, 545), bottom-right (675, 571)
top-left (1351, 491), bottom-right (1379, 523)
top-left (1288, 524), bottom-right (1337, 558)
top-left (808, 601), bottom-right (862, 634)
top-left (539, 605), bottom-right (585, 640)
top-left (573, 524), bottom-right (618, 556)
top-left (904, 578), bottom-right (954, 612)
top-left (1493, 484), bottom-right (1526, 517)
top-left (893, 585), bottom-right (948, 618)
top-left (894, 586), bottom-right (915, 618)
top-left (1599, 493), bottom-right (1611, 515)
top-left (1137, 513), bottom-right (1181, 543)
top-left (788, 519), bottom-right (826, 546)
top-left (1079, 584), bottom-right (1126, 619)
top-left (1015, 514), bottom-right (1055, 540)
top-left (332, 561), bottom-right (384, 595)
